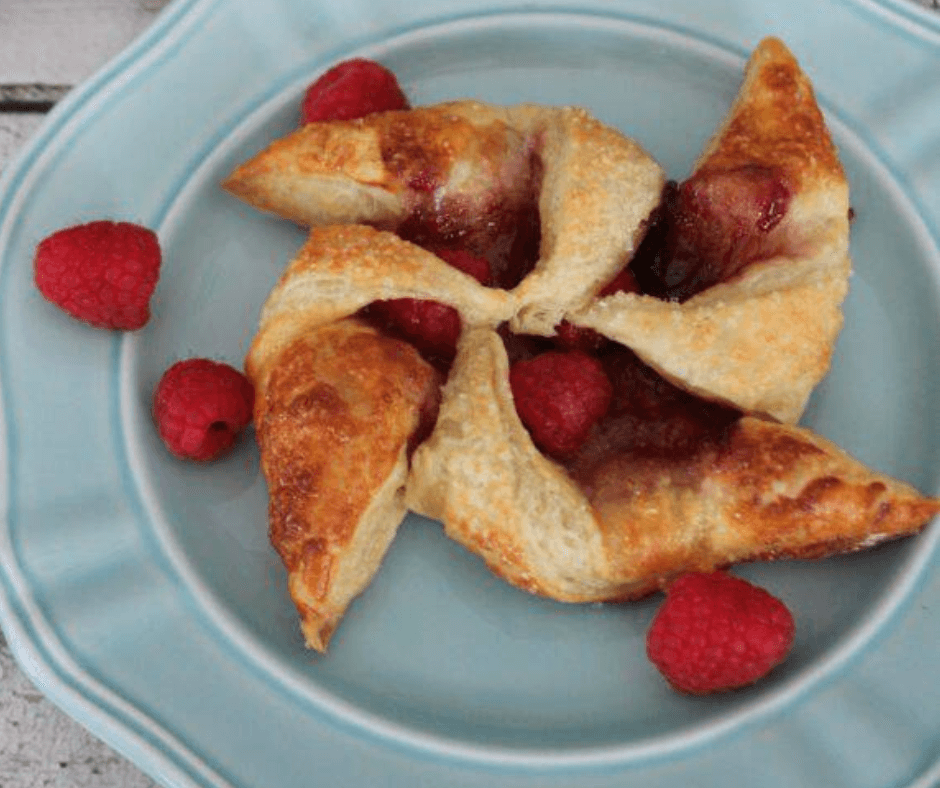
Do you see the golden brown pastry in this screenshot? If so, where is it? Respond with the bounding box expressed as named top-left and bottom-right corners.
top-left (406, 328), bottom-right (939, 601)
top-left (246, 314), bottom-right (440, 651)
top-left (569, 37), bottom-right (851, 423)
top-left (225, 40), bottom-right (847, 423)
top-left (223, 100), bottom-right (533, 231)
top-left (235, 39), bottom-right (937, 649)
top-left (248, 225), bottom-right (937, 624)
top-left (223, 100), bottom-right (665, 330)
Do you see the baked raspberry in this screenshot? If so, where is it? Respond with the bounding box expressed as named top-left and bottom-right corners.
top-left (372, 299), bottom-right (462, 361)
top-left (435, 248), bottom-right (493, 286)
top-left (153, 359), bottom-right (255, 461)
top-left (370, 248), bottom-right (492, 362)
top-left (301, 58), bottom-right (410, 123)
top-left (632, 167), bottom-right (791, 302)
top-left (599, 263), bottom-right (641, 297)
top-left (34, 220), bottom-right (161, 330)
top-left (646, 571), bottom-right (795, 694)
top-left (509, 350), bottom-right (613, 457)
top-left (553, 264), bottom-right (639, 351)
top-left (553, 320), bottom-right (606, 352)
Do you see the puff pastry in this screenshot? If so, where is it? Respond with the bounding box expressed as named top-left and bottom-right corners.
top-left (232, 38), bottom-right (938, 650)
top-left (226, 39), bottom-right (850, 423)
top-left (247, 225), bottom-right (938, 643)
top-left (571, 38), bottom-right (851, 422)
top-left (406, 328), bottom-right (939, 601)
top-left (223, 99), bottom-right (666, 334)
top-left (246, 314), bottom-right (439, 650)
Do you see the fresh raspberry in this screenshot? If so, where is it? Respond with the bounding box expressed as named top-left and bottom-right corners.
top-left (646, 571), bottom-right (795, 694)
top-left (34, 220), bottom-right (161, 330)
top-left (509, 350), bottom-right (613, 457)
top-left (153, 359), bottom-right (254, 461)
top-left (370, 248), bottom-right (491, 362)
top-left (301, 58), bottom-right (410, 123)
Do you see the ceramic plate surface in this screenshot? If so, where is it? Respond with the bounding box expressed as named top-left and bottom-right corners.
top-left (2, 0), bottom-right (940, 786)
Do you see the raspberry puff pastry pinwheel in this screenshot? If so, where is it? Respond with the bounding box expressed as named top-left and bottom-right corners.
top-left (231, 39), bottom-right (938, 650)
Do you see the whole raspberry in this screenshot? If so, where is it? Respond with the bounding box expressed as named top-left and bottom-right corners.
top-left (34, 220), bottom-right (161, 330)
top-left (301, 58), bottom-right (410, 124)
top-left (153, 359), bottom-right (254, 461)
top-left (646, 571), bottom-right (795, 694)
top-left (509, 350), bottom-right (613, 457)
top-left (371, 248), bottom-right (491, 362)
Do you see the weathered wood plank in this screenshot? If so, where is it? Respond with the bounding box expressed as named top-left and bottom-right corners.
top-left (0, 639), bottom-right (158, 788)
top-left (0, 84), bottom-right (71, 113)
top-left (0, 113), bottom-right (47, 170)
top-left (0, 0), bottom-right (172, 84)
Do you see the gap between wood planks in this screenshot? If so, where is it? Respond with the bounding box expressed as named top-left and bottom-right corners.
top-left (0, 84), bottom-right (71, 114)
top-left (0, 86), bottom-right (70, 170)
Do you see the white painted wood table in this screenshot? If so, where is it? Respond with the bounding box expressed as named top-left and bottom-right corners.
top-left (1, 0), bottom-right (939, 786)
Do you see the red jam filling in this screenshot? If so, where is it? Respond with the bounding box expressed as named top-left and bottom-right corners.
top-left (630, 165), bottom-right (791, 302)
top-left (503, 328), bottom-right (740, 468)
top-left (363, 143), bottom-right (544, 370)
top-left (365, 135), bottom-right (779, 461)
top-left (391, 143), bottom-right (543, 291)
top-left (379, 116), bottom-right (544, 290)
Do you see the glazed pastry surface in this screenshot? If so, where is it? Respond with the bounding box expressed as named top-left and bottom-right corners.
top-left (231, 38), bottom-right (937, 648)
top-left (407, 328), bottom-right (940, 602)
top-left (247, 316), bottom-right (439, 650)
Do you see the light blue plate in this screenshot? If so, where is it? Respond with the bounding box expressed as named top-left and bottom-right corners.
top-left (2, 0), bottom-right (940, 786)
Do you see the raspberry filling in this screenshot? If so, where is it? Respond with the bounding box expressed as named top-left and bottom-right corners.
top-left (379, 115), bottom-right (543, 290)
top-left (504, 328), bottom-right (740, 469)
top-left (397, 196), bottom-right (542, 291)
top-left (362, 247), bottom-right (495, 368)
top-left (363, 129), bottom-right (785, 458)
top-left (630, 165), bottom-right (791, 302)
top-left (362, 129), bottom-right (544, 369)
